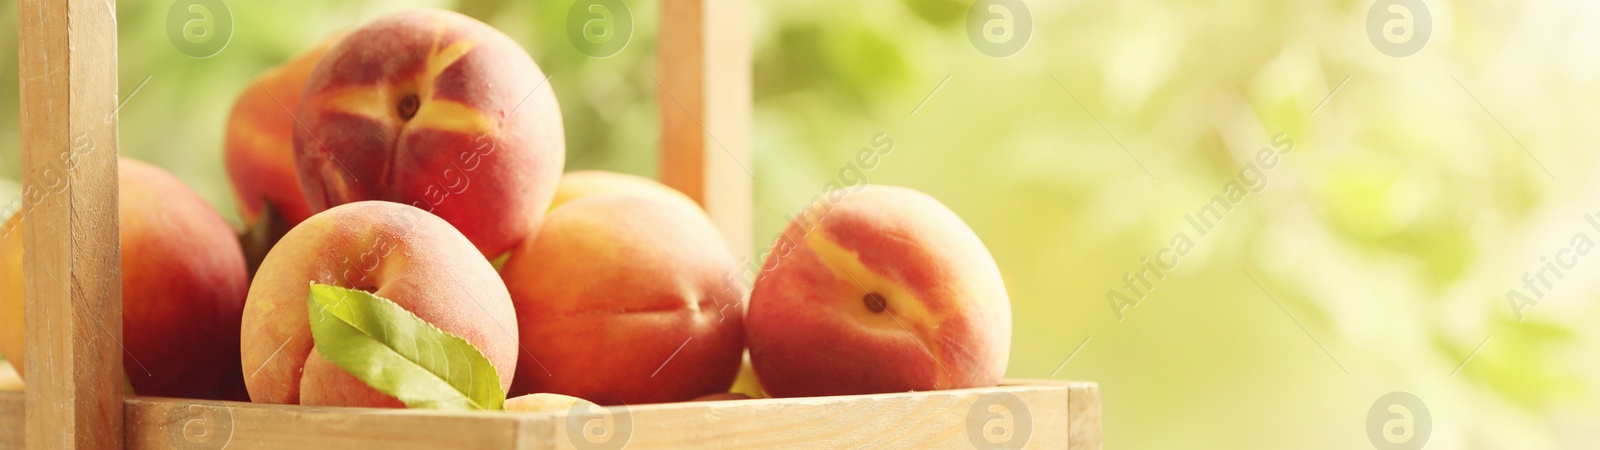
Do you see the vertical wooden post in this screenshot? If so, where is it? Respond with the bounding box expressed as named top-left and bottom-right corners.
top-left (659, 0), bottom-right (753, 258)
top-left (18, 0), bottom-right (123, 448)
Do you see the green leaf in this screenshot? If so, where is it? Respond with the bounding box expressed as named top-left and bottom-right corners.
top-left (307, 283), bottom-right (505, 411)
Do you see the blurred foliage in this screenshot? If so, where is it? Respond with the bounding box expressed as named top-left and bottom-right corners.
top-left (3, 0), bottom-right (1600, 448)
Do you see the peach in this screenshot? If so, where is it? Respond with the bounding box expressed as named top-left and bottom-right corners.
top-left (0, 159), bottom-right (251, 400)
top-left (240, 201), bottom-right (518, 407)
top-left (0, 361), bottom-right (18, 392)
top-left (550, 170), bottom-right (703, 216)
top-left (294, 9), bottom-right (564, 259)
top-left (502, 196), bottom-right (743, 405)
top-left (746, 185), bottom-right (1011, 397)
top-left (503, 393), bottom-right (584, 413)
top-left (224, 32), bottom-right (344, 234)
top-left (0, 215), bottom-right (18, 375)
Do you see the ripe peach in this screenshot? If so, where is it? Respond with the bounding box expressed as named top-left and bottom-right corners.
top-left (294, 9), bottom-right (564, 258)
top-left (746, 185), bottom-right (1011, 397)
top-left (0, 361), bottom-right (18, 392)
top-left (549, 170), bottom-right (703, 216)
top-left (0, 159), bottom-right (251, 400)
top-left (0, 216), bottom-right (18, 375)
top-left (502, 196), bottom-right (743, 405)
top-left (224, 32), bottom-right (344, 233)
top-left (239, 201), bottom-right (518, 407)
top-left (503, 392), bottom-right (584, 413)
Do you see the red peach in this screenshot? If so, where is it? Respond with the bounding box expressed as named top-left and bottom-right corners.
top-left (294, 9), bottom-right (564, 258)
top-left (239, 201), bottom-right (519, 408)
top-left (0, 159), bottom-right (251, 400)
top-left (549, 170), bottom-right (704, 217)
top-left (747, 186), bottom-right (1012, 397)
top-left (502, 196), bottom-right (744, 405)
top-left (224, 32), bottom-right (345, 232)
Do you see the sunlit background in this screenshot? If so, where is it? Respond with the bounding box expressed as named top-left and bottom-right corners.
top-left (4, 0), bottom-right (1600, 448)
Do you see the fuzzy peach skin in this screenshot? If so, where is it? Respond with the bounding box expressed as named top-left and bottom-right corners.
top-left (240, 201), bottom-right (519, 407)
top-left (502, 196), bottom-right (744, 405)
top-left (549, 171), bottom-right (704, 215)
top-left (0, 159), bottom-right (251, 400)
top-left (746, 185), bottom-right (1012, 397)
top-left (547, 171), bottom-right (719, 248)
top-left (0, 215), bottom-right (18, 375)
top-left (224, 32), bottom-right (344, 230)
top-left (294, 9), bottom-right (564, 259)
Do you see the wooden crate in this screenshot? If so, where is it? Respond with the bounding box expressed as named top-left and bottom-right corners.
top-left (6, 0), bottom-right (1101, 448)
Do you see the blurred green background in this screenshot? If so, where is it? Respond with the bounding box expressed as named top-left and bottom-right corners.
top-left (4, 0), bottom-right (1600, 448)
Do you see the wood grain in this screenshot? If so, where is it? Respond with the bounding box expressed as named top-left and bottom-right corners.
top-left (603, 383), bottom-right (1070, 449)
top-left (18, 0), bottom-right (123, 448)
top-left (659, 0), bottom-right (753, 258)
top-left (1068, 382), bottom-right (1103, 450)
top-left (0, 381), bottom-right (1096, 449)
top-left (0, 390), bottom-right (21, 448)
top-left (121, 397), bottom-right (544, 450)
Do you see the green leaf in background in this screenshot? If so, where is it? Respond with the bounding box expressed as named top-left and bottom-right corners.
top-left (307, 283), bottom-right (505, 411)
top-left (898, 0), bottom-right (967, 26)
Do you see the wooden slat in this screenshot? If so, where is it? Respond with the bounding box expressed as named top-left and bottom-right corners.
top-left (0, 381), bottom-right (1096, 449)
top-left (604, 383), bottom-right (1071, 448)
top-left (18, 0), bottom-right (123, 448)
top-left (0, 389), bottom-right (21, 448)
top-left (1068, 382), bottom-right (1103, 450)
top-left (122, 397), bottom-right (548, 450)
top-left (658, 0), bottom-right (753, 257)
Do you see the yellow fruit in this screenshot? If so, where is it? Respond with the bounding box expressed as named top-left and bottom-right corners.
top-left (504, 393), bottom-right (585, 413)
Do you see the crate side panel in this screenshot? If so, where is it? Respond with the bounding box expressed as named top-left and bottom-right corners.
top-left (1069, 383), bottom-right (1102, 450)
top-left (122, 397), bottom-right (545, 450)
top-left (583, 385), bottom-right (1071, 449)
